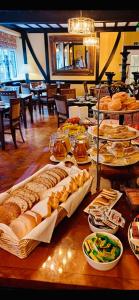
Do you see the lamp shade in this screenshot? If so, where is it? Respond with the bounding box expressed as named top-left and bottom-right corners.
top-left (68, 17), bottom-right (94, 35)
top-left (83, 36), bottom-right (99, 46)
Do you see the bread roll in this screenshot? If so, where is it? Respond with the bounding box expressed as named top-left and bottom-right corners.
top-left (124, 96), bottom-right (136, 105)
top-left (108, 99), bottom-right (122, 111)
top-left (25, 210), bottom-right (42, 224)
top-left (3, 202), bottom-right (21, 220)
top-left (5, 196), bottom-right (28, 213)
top-left (10, 219), bottom-right (28, 239)
top-left (10, 213), bottom-right (38, 239)
top-left (112, 92), bottom-right (128, 103)
top-left (100, 96), bottom-right (112, 103)
top-left (96, 102), bottom-right (108, 110)
top-left (0, 206), bottom-right (13, 225)
top-left (127, 102), bottom-right (139, 110)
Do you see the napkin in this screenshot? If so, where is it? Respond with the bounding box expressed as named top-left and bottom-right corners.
top-left (79, 106), bottom-right (88, 119)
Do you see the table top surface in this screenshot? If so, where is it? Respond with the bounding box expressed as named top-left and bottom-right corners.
top-left (0, 156), bottom-right (139, 291)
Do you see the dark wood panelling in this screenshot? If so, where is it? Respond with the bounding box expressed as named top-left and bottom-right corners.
top-left (2, 24), bottom-right (139, 33)
top-left (21, 33), bottom-right (27, 64)
top-left (44, 33), bottom-right (50, 82)
top-left (95, 32), bottom-right (100, 83)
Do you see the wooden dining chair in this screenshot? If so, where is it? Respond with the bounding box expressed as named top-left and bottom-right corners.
top-left (21, 83), bottom-right (39, 111)
top-left (0, 90), bottom-right (17, 103)
top-left (59, 83), bottom-right (71, 89)
top-left (60, 88), bottom-right (76, 99)
top-left (30, 81), bottom-right (43, 89)
top-left (0, 90), bottom-right (17, 119)
top-left (40, 84), bottom-right (57, 114)
top-left (54, 94), bottom-right (69, 127)
top-left (3, 98), bottom-right (25, 149)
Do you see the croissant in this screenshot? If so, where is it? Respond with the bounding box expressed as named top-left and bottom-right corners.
top-left (83, 169), bottom-right (90, 182)
top-left (60, 189), bottom-right (69, 202)
top-left (50, 194), bottom-right (60, 210)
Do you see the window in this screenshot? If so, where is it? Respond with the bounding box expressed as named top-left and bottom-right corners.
top-left (0, 48), bottom-right (17, 82)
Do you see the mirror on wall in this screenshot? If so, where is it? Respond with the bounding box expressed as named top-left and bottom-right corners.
top-left (49, 35), bottom-right (96, 76)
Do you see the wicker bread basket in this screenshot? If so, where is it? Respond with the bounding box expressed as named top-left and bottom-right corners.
top-left (0, 206), bottom-right (67, 259)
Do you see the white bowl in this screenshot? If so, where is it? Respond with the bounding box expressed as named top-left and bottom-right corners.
top-left (82, 232), bottom-right (123, 271)
top-left (88, 215), bottom-right (119, 235)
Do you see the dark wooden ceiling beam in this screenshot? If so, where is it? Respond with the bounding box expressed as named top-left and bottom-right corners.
top-left (3, 24), bottom-right (138, 33)
top-left (0, 10), bottom-right (139, 23)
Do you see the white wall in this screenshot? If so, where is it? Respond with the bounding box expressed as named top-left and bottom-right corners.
top-left (26, 33), bottom-right (46, 80)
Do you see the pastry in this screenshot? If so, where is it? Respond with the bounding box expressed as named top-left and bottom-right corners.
top-left (49, 192), bottom-right (59, 209)
top-left (112, 92), bottom-right (128, 103)
top-left (108, 99), bottom-right (122, 111)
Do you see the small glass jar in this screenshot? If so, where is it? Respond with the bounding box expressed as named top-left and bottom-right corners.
top-left (76, 133), bottom-right (90, 150)
top-left (73, 139), bottom-right (88, 163)
top-left (53, 137), bottom-right (67, 161)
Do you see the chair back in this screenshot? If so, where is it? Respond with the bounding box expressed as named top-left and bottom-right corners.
top-left (54, 94), bottom-right (68, 117)
top-left (10, 98), bottom-right (20, 123)
top-left (59, 83), bottom-right (70, 89)
top-left (47, 85), bottom-right (57, 98)
top-left (30, 81), bottom-right (42, 89)
top-left (0, 90), bottom-right (17, 104)
top-left (60, 88), bottom-right (76, 99)
top-left (4, 86), bottom-right (20, 95)
top-left (21, 83), bottom-right (30, 94)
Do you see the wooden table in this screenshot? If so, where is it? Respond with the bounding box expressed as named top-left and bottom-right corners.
top-left (0, 157), bottom-right (139, 292)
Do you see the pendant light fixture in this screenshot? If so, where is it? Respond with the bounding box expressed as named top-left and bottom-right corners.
top-left (83, 35), bottom-right (99, 46)
top-left (68, 10), bottom-right (94, 35)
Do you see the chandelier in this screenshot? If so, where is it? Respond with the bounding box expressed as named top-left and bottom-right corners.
top-left (83, 35), bottom-right (99, 46)
top-left (68, 11), bottom-right (94, 35)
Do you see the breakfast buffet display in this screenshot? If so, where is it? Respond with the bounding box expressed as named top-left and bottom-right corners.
top-left (0, 89), bottom-right (139, 269)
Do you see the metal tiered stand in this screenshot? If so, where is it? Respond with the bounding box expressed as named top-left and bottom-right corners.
top-left (93, 85), bottom-right (139, 192)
